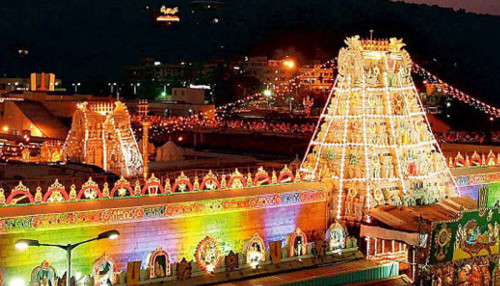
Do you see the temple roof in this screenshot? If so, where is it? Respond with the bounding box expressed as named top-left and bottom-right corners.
top-left (13, 100), bottom-right (69, 138)
top-left (366, 196), bottom-right (477, 233)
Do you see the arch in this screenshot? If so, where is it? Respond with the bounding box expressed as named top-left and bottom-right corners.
top-left (43, 179), bottom-right (69, 203)
top-left (195, 236), bottom-right (222, 275)
top-left (93, 253), bottom-right (118, 286)
top-left (31, 260), bottom-right (57, 286)
top-left (227, 169), bottom-right (245, 189)
top-left (326, 222), bottom-right (348, 251)
top-left (77, 177), bottom-right (103, 200)
top-left (6, 182), bottom-right (34, 205)
top-left (171, 172), bottom-right (193, 193)
top-left (278, 166), bottom-right (295, 184)
top-left (471, 151), bottom-right (481, 166)
top-left (148, 246), bottom-right (171, 279)
top-left (253, 167), bottom-right (271, 186)
top-left (246, 233), bottom-right (266, 266)
top-left (200, 171), bottom-right (220, 191)
top-left (110, 176), bottom-right (133, 197)
top-left (289, 228), bottom-right (308, 257)
top-left (141, 174), bottom-right (165, 195)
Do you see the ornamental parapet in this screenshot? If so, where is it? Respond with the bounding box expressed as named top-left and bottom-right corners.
top-left (447, 150), bottom-right (500, 169)
top-left (0, 165), bottom-right (305, 207)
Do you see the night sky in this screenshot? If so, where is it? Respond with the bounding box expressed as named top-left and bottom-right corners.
top-left (0, 0), bottom-right (499, 106)
top-left (391, 0), bottom-right (500, 16)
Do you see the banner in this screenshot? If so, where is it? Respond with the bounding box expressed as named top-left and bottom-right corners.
top-left (430, 208), bottom-right (500, 264)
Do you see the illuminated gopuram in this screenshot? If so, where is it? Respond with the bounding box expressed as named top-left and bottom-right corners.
top-left (301, 36), bottom-right (459, 220)
top-left (63, 101), bottom-right (143, 177)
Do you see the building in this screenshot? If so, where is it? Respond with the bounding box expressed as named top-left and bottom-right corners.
top-left (0, 73), bottom-right (62, 95)
top-left (301, 36), bottom-right (457, 222)
top-left (2, 100), bottom-right (69, 138)
top-left (126, 58), bottom-right (187, 86)
top-left (1, 90), bottom-right (109, 138)
top-left (243, 57), bottom-right (297, 87)
top-left (297, 62), bottom-right (335, 92)
top-left (172, 87), bottom-right (206, 105)
top-left (63, 101), bottom-right (144, 177)
top-left (419, 83), bottom-right (450, 114)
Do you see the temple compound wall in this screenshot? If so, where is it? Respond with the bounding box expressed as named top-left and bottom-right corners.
top-left (0, 181), bottom-right (333, 284)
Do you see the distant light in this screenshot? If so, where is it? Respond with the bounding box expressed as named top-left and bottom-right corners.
top-left (446, 102), bottom-right (451, 107)
top-left (263, 90), bottom-right (272, 97)
top-left (10, 279), bottom-right (25, 286)
top-left (154, 61), bottom-right (161, 66)
top-left (490, 117), bottom-right (494, 121)
top-left (2, 126), bottom-right (8, 132)
top-left (283, 59), bottom-right (295, 69)
top-left (178, 136), bottom-right (183, 142)
top-left (189, 84), bottom-right (210, 90)
top-left (109, 233), bottom-right (119, 240)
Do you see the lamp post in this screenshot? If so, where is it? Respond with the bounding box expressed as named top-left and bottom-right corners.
top-left (131, 83), bottom-right (140, 96)
top-left (71, 82), bottom-right (81, 93)
top-left (15, 230), bottom-right (120, 286)
top-left (108, 82), bottom-right (117, 94)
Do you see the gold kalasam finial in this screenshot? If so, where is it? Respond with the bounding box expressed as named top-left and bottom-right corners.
top-left (344, 35), bottom-right (362, 50)
top-left (389, 38), bottom-right (405, 52)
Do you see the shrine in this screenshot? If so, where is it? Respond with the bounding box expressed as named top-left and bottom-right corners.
top-left (63, 101), bottom-right (144, 177)
top-left (300, 36), bottom-right (458, 221)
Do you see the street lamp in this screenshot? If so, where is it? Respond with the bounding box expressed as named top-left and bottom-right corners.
top-left (131, 83), bottom-right (140, 96)
top-left (71, 82), bottom-right (81, 93)
top-left (108, 82), bottom-right (117, 94)
top-left (15, 230), bottom-right (120, 286)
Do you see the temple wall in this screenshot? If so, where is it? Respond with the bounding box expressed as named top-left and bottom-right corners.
top-left (0, 182), bottom-right (330, 283)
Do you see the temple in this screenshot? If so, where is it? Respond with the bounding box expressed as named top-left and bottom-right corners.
top-left (63, 101), bottom-right (143, 177)
top-left (301, 36), bottom-right (458, 220)
top-left (0, 36), bottom-right (499, 286)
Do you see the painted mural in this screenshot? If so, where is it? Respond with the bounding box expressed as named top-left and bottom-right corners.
top-left (431, 208), bottom-right (500, 264)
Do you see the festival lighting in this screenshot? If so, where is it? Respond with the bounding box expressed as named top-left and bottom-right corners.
top-left (413, 63), bottom-right (500, 118)
top-left (300, 36), bottom-right (459, 221)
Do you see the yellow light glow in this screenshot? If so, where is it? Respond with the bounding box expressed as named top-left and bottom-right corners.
top-left (2, 126), bottom-right (8, 132)
top-left (10, 279), bottom-right (26, 286)
top-left (283, 59), bottom-right (295, 69)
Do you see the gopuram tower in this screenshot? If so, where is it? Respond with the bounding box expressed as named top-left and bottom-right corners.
top-left (300, 36), bottom-right (459, 221)
top-left (63, 101), bottom-right (143, 177)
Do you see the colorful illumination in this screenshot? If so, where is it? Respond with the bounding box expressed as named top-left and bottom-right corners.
top-left (300, 36), bottom-right (458, 220)
top-left (2, 185), bottom-right (327, 282)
